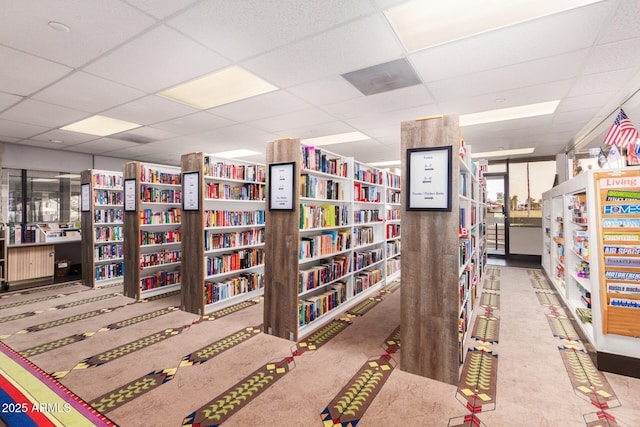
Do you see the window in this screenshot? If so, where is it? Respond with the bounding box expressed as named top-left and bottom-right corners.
top-left (508, 160), bottom-right (556, 226)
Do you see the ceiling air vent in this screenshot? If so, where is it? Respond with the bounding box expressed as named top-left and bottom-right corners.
top-left (341, 58), bottom-right (421, 96)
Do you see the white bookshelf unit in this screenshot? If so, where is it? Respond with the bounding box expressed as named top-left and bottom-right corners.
top-left (81, 169), bottom-right (124, 288)
top-left (180, 152), bottom-right (266, 315)
top-left (385, 171), bottom-right (401, 282)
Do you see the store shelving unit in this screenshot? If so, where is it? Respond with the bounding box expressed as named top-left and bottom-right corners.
top-left (384, 171), bottom-right (401, 282)
top-left (81, 170), bottom-right (124, 288)
top-left (180, 152), bottom-right (266, 315)
top-left (123, 162), bottom-right (182, 300)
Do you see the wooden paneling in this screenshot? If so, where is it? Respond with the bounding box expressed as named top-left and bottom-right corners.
top-left (264, 138), bottom-right (301, 341)
top-left (180, 152), bottom-right (205, 314)
top-left (80, 169), bottom-right (94, 287)
top-left (8, 245), bottom-right (55, 282)
top-left (123, 162), bottom-right (140, 299)
top-left (400, 116), bottom-right (461, 385)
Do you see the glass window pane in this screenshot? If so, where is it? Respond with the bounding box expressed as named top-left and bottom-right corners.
top-left (487, 162), bottom-right (506, 173)
top-left (508, 160), bottom-right (556, 226)
top-left (2, 168), bottom-right (23, 224)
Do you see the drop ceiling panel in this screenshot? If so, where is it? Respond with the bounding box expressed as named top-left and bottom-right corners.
top-left (285, 121), bottom-right (358, 140)
top-left (582, 37), bottom-right (640, 75)
top-left (0, 46), bottom-right (72, 96)
top-left (323, 85), bottom-right (433, 120)
top-left (168, 0), bottom-right (375, 61)
top-left (0, 99), bottom-right (87, 128)
top-left (203, 124), bottom-right (279, 146)
top-left (151, 112), bottom-right (236, 135)
top-left (242, 15), bottom-right (404, 88)
top-left (0, 1), bottom-right (156, 67)
top-left (569, 68), bottom-right (637, 97)
top-left (287, 77), bottom-right (364, 107)
top-left (557, 92), bottom-right (614, 113)
top-left (103, 95), bottom-right (198, 126)
top-left (0, 92), bottom-right (22, 111)
top-left (597, 0), bottom-right (640, 44)
top-left (0, 119), bottom-right (49, 139)
top-left (70, 138), bottom-right (142, 154)
top-left (84, 25), bottom-right (231, 93)
top-left (427, 50), bottom-right (589, 101)
top-left (248, 108), bottom-right (337, 133)
top-left (345, 105), bottom-right (441, 130)
top-left (209, 90), bottom-right (311, 122)
top-left (114, 126), bottom-right (179, 142)
top-left (124, 0), bottom-right (199, 19)
top-left (31, 129), bottom-right (99, 145)
top-left (409, 2), bottom-right (608, 83)
top-left (32, 71), bottom-right (146, 113)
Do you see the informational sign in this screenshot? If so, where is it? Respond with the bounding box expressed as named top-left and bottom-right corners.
top-left (182, 171), bottom-right (200, 211)
top-left (406, 146), bottom-right (452, 211)
top-left (124, 179), bottom-right (137, 212)
top-left (81, 183), bottom-right (91, 212)
top-left (269, 162), bottom-right (295, 211)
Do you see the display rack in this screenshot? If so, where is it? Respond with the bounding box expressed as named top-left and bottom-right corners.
top-left (0, 223), bottom-right (6, 291)
top-left (81, 169), bottom-right (124, 288)
top-left (123, 162), bottom-right (182, 300)
top-left (180, 152), bottom-right (266, 315)
top-left (385, 171), bottom-right (401, 282)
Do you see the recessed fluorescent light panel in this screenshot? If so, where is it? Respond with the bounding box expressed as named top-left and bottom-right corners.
top-left (212, 149), bottom-right (261, 159)
top-left (369, 160), bottom-right (401, 167)
top-left (460, 101), bottom-right (560, 127)
top-left (472, 147), bottom-right (535, 158)
top-left (301, 131), bottom-right (369, 147)
top-left (386, 0), bottom-right (604, 52)
top-left (158, 66), bottom-right (278, 109)
top-left (61, 115), bottom-right (141, 136)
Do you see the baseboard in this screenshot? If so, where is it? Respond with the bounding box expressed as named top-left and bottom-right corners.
top-left (596, 351), bottom-right (640, 379)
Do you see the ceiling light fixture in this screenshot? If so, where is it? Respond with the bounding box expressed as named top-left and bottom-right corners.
top-left (386, 0), bottom-right (604, 52)
top-left (301, 131), bottom-right (370, 147)
top-left (460, 100), bottom-right (560, 127)
top-left (212, 149), bottom-right (261, 159)
top-left (369, 160), bottom-right (401, 167)
top-left (61, 115), bottom-right (141, 136)
top-left (158, 66), bottom-right (278, 110)
top-left (48, 21), bottom-right (71, 32)
top-left (471, 147), bottom-right (536, 158)
top-left (49, 139), bottom-right (64, 144)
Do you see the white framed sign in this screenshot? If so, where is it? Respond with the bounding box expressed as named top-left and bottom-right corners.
top-left (81, 183), bottom-right (91, 212)
top-left (124, 179), bottom-right (137, 212)
top-left (182, 171), bottom-right (200, 211)
top-left (406, 146), bottom-right (452, 211)
top-left (269, 162), bottom-right (295, 211)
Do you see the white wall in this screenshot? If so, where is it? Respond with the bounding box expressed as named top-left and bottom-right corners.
top-left (509, 226), bottom-right (542, 255)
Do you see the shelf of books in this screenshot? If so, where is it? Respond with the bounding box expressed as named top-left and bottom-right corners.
top-left (123, 162), bottom-right (182, 300)
top-left (593, 169), bottom-right (640, 338)
top-left (180, 152), bottom-right (266, 315)
top-left (385, 171), bottom-right (401, 282)
top-left (80, 170), bottom-right (124, 288)
top-left (264, 139), bottom-right (398, 341)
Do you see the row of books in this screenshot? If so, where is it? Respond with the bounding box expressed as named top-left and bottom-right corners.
top-left (94, 208), bottom-right (123, 224)
top-left (386, 223), bottom-right (401, 239)
top-left (140, 208), bottom-right (181, 225)
top-left (299, 282), bottom-right (346, 326)
top-left (94, 190), bottom-right (123, 206)
top-left (140, 186), bottom-right (182, 204)
top-left (353, 248), bottom-right (384, 271)
top-left (459, 239), bottom-right (472, 268)
top-left (206, 248), bottom-right (265, 276)
top-left (300, 204), bottom-right (349, 229)
top-left (140, 269), bottom-right (181, 291)
top-left (386, 257), bottom-right (401, 275)
top-left (300, 146), bottom-right (348, 177)
top-left (459, 268), bottom-right (472, 309)
top-left (140, 166), bottom-right (181, 185)
top-left (386, 173), bottom-right (401, 189)
top-left (354, 226), bottom-right (376, 247)
top-left (354, 209), bottom-right (380, 223)
top-left (205, 182), bottom-right (264, 201)
top-left (300, 174), bottom-right (345, 200)
top-left (139, 229), bottom-right (182, 246)
top-left (204, 228), bottom-right (264, 252)
top-left (386, 240), bottom-right (401, 258)
top-left (354, 269), bottom-right (382, 295)
top-left (94, 173), bottom-right (123, 189)
top-left (387, 209), bottom-right (400, 220)
top-left (205, 272), bottom-right (265, 304)
top-left (95, 262), bottom-right (124, 281)
top-left (300, 229), bottom-right (351, 260)
top-left (387, 192), bottom-right (401, 204)
top-left (354, 183), bottom-right (381, 203)
top-left (94, 243), bottom-right (123, 262)
top-left (299, 255), bottom-right (350, 293)
top-left (95, 226), bottom-right (122, 242)
top-left (140, 249), bottom-right (181, 268)
top-left (460, 171), bottom-right (469, 197)
top-left (203, 159), bottom-right (266, 183)
top-left (354, 164), bottom-right (384, 184)
top-left (204, 210), bottom-right (265, 228)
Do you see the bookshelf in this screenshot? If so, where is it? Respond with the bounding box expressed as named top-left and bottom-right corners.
top-left (264, 138), bottom-right (397, 341)
top-left (0, 223), bottom-right (6, 291)
top-left (123, 162), bottom-right (182, 300)
top-left (385, 171), bottom-right (401, 282)
top-left (81, 170), bottom-right (124, 288)
top-left (542, 168), bottom-right (640, 377)
top-left (180, 152), bottom-right (266, 315)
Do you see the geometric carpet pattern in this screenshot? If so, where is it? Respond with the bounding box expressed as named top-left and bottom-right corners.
top-left (527, 269), bottom-right (627, 427)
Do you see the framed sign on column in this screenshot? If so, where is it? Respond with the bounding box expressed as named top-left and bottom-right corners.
top-left (406, 146), bottom-right (452, 211)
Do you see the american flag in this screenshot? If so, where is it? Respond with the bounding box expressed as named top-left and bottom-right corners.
top-left (603, 108), bottom-right (639, 148)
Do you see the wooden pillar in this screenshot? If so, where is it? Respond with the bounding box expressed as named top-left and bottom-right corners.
top-left (123, 162), bottom-right (139, 299)
top-left (400, 115), bottom-right (461, 385)
top-left (80, 169), bottom-right (93, 287)
top-left (263, 138), bottom-right (301, 341)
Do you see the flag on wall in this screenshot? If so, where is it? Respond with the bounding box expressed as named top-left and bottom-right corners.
top-left (628, 141), bottom-right (640, 164)
top-left (603, 108), bottom-right (639, 148)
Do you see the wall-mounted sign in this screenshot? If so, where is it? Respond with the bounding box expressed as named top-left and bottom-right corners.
top-left (406, 146), bottom-right (452, 211)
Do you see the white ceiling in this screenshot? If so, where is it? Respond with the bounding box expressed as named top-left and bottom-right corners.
top-left (2, 0), bottom-right (640, 166)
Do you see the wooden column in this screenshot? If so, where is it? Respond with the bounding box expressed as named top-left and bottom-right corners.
top-left (400, 116), bottom-right (461, 385)
top-left (123, 162), bottom-right (139, 299)
top-left (80, 169), bottom-right (94, 287)
top-left (263, 138), bottom-right (301, 341)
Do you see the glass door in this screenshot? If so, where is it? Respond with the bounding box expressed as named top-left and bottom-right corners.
top-left (485, 174), bottom-right (508, 255)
